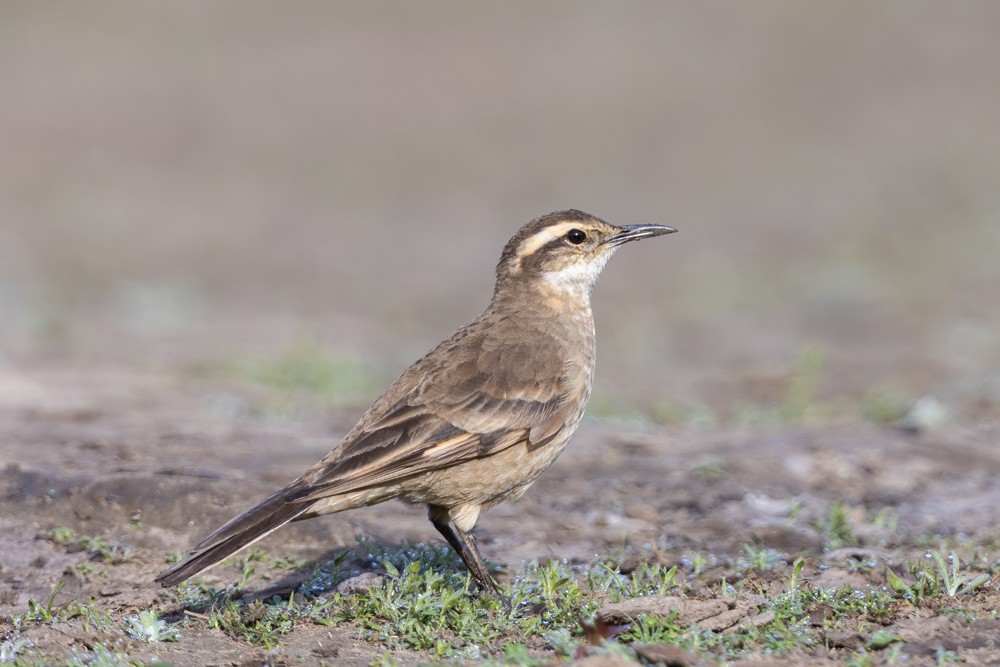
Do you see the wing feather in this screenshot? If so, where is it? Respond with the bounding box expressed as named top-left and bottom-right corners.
top-left (285, 315), bottom-right (574, 503)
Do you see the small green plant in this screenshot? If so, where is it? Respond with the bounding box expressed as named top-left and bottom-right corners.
top-left (206, 598), bottom-right (296, 649)
top-left (929, 550), bottom-right (991, 597)
top-left (126, 610), bottom-right (181, 642)
top-left (311, 550), bottom-right (598, 657)
top-left (736, 544), bottom-right (787, 573)
top-left (51, 525), bottom-right (76, 543)
top-left (845, 557), bottom-right (878, 574)
top-left (236, 558), bottom-right (256, 590)
top-left (77, 603), bottom-right (117, 633)
top-left (886, 563), bottom-right (932, 605)
top-left (935, 648), bottom-right (961, 664)
top-left (886, 550), bottom-right (991, 605)
top-left (498, 642), bottom-right (546, 666)
top-left (26, 580), bottom-right (66, 622)
top-left (368, 653), bottom-right (400, 667)
top-left (50, 527), bottom-right (132, 564)
top-left (360, 538), bottom-right (468, 577)
top-left (239, 547), bottom-right (269, 563)
top-left (677, 552), bottom-right (710, 577)
top-left (542, 628), bottom-right (578, 658)
top-left (587, 561), bottom-right (680, 602)
top-left (80, 535), bottom-right (132, 564)
top-left (786, 557), bottom-right (806, 589)
top-left (845, 652), bottom-right (875, 667)
top-left (617, 613), bottom-right (730, 656)
top-left (622, 613), bottom-right (684, 644)
top-left (298, 551), bottom-right (350, 597)
top-left (867, 629), bottom-right (901, 650)
top-left (814, 500), bottom-right (858, 550)
top-left (773, 585), bottom-right (897, 635)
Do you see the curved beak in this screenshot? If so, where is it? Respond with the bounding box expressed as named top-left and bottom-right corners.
top-left (607, 224), bottom-right (678, 246)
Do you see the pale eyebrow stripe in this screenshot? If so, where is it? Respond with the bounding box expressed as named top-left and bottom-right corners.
top-left (515, 222), bottom-right (584, 258)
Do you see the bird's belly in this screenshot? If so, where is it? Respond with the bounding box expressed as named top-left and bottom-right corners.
top-left (400, 433), bottom-right (573, 509)
top-left (304, 486), bottom-right (402, 517)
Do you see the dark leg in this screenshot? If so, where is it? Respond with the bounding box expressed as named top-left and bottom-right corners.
top-left (429, 514), bottom-right (506, 602)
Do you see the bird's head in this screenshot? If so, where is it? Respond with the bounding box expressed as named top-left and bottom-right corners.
top-left (495, 209), bottom-right (676, 300)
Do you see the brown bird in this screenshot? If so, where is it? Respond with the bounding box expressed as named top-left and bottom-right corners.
top-left (156, 210), bottom-right (675, 595)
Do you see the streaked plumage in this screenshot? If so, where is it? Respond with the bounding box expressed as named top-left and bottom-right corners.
top-left (156, 210), bottom-right (675, 596)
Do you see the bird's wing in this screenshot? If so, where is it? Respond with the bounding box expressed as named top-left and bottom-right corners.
top-left (289, 322), bottom-right (573, 504)
top-left (290, 399), bottom-right (563, 503)
top-left (155, 387), bottom-right (557, 584)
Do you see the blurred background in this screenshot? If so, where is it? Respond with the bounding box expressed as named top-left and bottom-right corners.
top-left (2, 1), bottom-right (999, 426)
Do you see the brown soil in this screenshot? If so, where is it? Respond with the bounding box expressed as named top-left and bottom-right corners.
top-left (3, 366), bottom-right (1000, 665)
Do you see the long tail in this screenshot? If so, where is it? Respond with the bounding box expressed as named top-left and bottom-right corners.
top-left (155, 486), bottom-right (311, 587)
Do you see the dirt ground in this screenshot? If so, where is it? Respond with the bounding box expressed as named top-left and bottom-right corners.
top-left (3, 2), bottom-right (1000, 665)
top-left (2, 365), bottom-right (1000, 665)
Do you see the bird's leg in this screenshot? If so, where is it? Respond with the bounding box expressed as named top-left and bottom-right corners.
top-left (429, 515), bottom-right (507, 604)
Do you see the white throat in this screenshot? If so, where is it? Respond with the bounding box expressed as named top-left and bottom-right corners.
top-left (541, 250), bottom-right (614, 301)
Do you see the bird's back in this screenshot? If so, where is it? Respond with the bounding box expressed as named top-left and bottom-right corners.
top-left (304, 294), bottom-right (595, 491)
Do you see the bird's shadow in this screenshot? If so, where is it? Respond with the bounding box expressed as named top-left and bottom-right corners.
top-left (161, 537), bottom-right (558, 625)
top-left (194, 537), bottom-right (483, 604)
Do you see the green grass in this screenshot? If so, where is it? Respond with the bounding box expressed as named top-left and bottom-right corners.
top-left (7, 538), bottom-right (1000, 665)
top-left (170, 544), bottom-right (600, 658)
top-left (814, 500), bottom-right (860, 550)
top-left (50, 527), bottom-right (133, 565)
top-left (153, 541), bottom-right (999, 662)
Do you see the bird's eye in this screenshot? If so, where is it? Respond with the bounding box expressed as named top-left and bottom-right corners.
top-left (566, 229), bottom-right (587, 245)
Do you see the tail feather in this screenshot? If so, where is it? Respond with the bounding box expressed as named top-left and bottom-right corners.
top-left (155, 487), bottom-right (310, 587)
